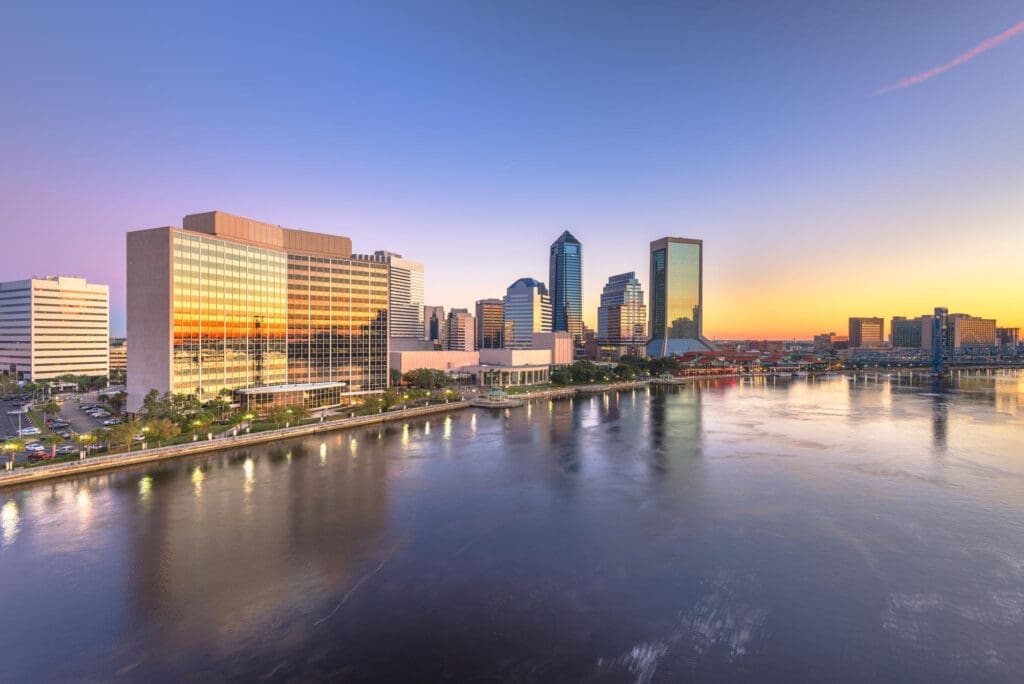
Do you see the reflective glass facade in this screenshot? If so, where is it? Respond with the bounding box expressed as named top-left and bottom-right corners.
top-left (287, 255), bottom-right (389, 392)
top-left (131, 214), bottom-right (390, 413)
top-left (597, 272), bottom-right (646, 344)
top-left (503, 278), bottom-right (552, 350)
top-left (649, 238), bottom-right (704, 356)
top-left (549, 231), bottom-right (583, 345)
top-left (475, 299), bottom-right (504, 349)
top-left (172, 232), bottom-right (288, 399)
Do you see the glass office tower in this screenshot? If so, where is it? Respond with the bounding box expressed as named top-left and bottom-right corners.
top-left (475, 299), bottom-right (505, 349)
top-left (503, 278), bottom-right (552, 349)
top-left (549, 230), bottom-right (583, 345)
top-left (128, 211), bottom-right (388, 414)
top-left (597, 271), bottom-right (646, 359)
top-left (647, 237), bottom-right (710, 357)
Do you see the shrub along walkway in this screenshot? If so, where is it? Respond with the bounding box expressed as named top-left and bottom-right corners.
top-left (0, 401), bottom-right (469, 489)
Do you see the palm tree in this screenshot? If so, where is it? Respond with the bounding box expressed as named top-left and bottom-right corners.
top-left (2, 438), bottom-right (24, 468)
top-left (42, 433), bottom-right (63, 460)
top-left (40, 399), bottom-right (60, 425)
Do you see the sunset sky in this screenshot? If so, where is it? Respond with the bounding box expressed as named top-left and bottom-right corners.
top-left (1, 2), bottom-right (1021, 339)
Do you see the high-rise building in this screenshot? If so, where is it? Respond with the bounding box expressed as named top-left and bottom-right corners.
top-left (647, 237), bottom-right (710, 357)
top-left (948, 314), bottom-right (997, 349)
top-left (475, 298), bottom-right (504, 349)
top-left (446, 308), bottom-right (476, 352)
top-left (424, 305), bottom-right (446, 348)
top-left (997, 327), bottom-right (1020, 348)
top-left (355, 250), bottom-right (424, 344)
top-left (549, 230), bottom-right (583, 345)
top-left (849, 317), bottom-right (885, 348)
top-left (127, 211), bottom-right (388, 414)
top-left (503, 278), bottom-right (552, 350)
top-left (0, 276), bottom-right (110, 380)
top-left (891, 316), bottom-right (929, 348)
top-left (597, 272), bottom-right (647, 360)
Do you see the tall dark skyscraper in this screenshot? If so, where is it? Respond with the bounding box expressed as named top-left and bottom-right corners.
top-left (549, 230), bottom-right (583, 345)
top-left (647, 237), bottom-right (710, 357)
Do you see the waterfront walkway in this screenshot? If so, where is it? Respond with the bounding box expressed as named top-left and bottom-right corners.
top-left (0, 401), bottom-right (470, 489)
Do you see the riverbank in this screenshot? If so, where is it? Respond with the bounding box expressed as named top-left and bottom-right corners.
top-left (0, 401), bottom-right (471, 489)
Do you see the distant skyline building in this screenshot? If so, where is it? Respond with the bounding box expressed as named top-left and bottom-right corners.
top-left (891, 316), bottom-right (928, 348)
top-left (849, 317), bottom-right (885, 348)
top-left (356, 250), bottom-right (424, 344)
top-left (997, 327), bottom-right (1019, 348)
top-left (0, 275), bottom-right (110, 380)
top-left (503, 278), bottom-right (552, 350)
top-left (597, 272), bottom-right (647, 360)
top-left (446, 308), bottom-right (476, 352)
top-left (424, 305), bottom-right (446, 348)
top-left (647, 237), bottom-right (710, 357)
top-left (109, 337), bottom-right (128, 373)
top-left (475, 298), bottom-right (505, 350)
top-left (948, 313), bottom-right (997, 349)
top-left (549, 230), bottom-right (583, 345)
top-left (127, 211), bottom-right (388, 414)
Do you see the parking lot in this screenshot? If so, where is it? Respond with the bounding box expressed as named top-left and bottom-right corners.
top-left (2, 392), bottom-right (126, 463)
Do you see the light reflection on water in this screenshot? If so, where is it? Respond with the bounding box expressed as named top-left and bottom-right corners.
top-left (0, 370), bottom-right (1022, 682)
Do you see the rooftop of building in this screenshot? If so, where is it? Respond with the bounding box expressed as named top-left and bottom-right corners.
top-left (235, 381), bottom-right (347, 394)
top-left (508, 277), bottom-right (548, 292)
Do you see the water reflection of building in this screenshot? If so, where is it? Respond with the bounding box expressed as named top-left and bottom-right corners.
top-left (647, 237), bottom-right (711, 357)
top-left (929, 382), bottom-right (948, 451)
top-left (126, 439), bottom-right (390, 656)
top-left (648, 384), bottom-right (703, 474)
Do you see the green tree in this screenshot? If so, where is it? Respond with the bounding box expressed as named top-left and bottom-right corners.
top-left (389, 368), bottom-right (403, 387)
top-left (109, 422), bottom-right (140, 450)
top-left (92, 428), bottom-right (112, 451)
top-left (550, 368), bottom-right (572, 386)
top-left (267, 406), bottom-right (292, 429)
top-left (144, 418), bottom-right (180, 446)
top-left (102, 392), bottom-right (126, 417)
top-left (403, 369), bottom-right (450, 389)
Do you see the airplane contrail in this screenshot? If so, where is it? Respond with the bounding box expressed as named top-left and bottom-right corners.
top-left (875, 19), bottom-right (1024, 95)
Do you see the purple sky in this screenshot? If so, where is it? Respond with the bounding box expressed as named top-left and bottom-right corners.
top-left (1, 2), bottom-right (1022, 338)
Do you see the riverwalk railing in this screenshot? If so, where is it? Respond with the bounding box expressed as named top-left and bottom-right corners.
top-left (0, 401), bottom-right (470, 489)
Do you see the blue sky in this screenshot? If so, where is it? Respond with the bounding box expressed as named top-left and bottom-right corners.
top-left (1, 1), bottom-right (1021, 337)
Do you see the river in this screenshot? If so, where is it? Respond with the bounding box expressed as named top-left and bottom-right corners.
top-left (2, 371), bottom-right (1023, 682)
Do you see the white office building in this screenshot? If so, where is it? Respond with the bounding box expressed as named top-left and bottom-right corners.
top-left (0, 276), bottom-right (110, 380)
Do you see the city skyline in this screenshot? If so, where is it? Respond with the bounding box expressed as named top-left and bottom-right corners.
top-left (1, 3), bottom-right (1022, 338)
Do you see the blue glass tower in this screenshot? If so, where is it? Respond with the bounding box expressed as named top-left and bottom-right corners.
top-left (548, 230), bottom-right (583, 345)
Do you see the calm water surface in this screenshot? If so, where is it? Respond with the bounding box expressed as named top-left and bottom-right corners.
top-left (2, 372), bottom-right (1023, 682)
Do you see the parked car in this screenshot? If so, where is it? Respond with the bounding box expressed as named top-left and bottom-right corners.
top-left (102, 418), bottom-right (122, 426)
top-left (55, 445), bottom-right (79, 456)
top-left (57, 430), bottom-right (73, 439)
top-left (25, 442), bottom-right (46, 453)
top-left (133, 433), bottom-right (146, 442)
top-left (17, 426), bottom-right (42, 436)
